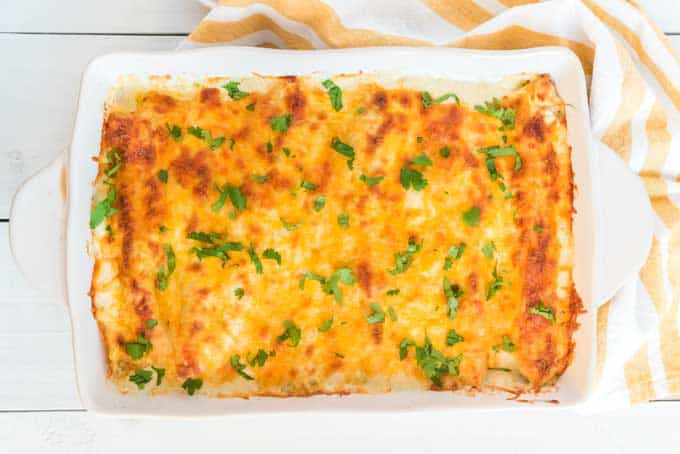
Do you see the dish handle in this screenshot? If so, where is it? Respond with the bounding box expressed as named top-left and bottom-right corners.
top-left (595, 144), bottom-right (653, 304)
top-left (9, 152), bottom-right (67, 302)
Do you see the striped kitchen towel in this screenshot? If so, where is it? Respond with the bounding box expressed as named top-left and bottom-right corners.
top-left (182, 0), bottom-right (680, 408)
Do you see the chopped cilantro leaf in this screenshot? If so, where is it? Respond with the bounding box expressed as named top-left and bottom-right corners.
top-left (276, 320), bottom-right (301, 347)
top-left (528, 302), bottom-right (556, 323)
top-left (443, 277), bottom-right (464, 320)
top-left (181, 377), bottom-right (203, 396)
top-left (399, 339), bottom-right (415, 360)
top-left (462, 206), bottom-right (480, 227)
top-left (222, 80), bottom-right (249, 100)
top-left (105, 148), bottom-right (122, 177)
top-left (300, 268), bottom-right (355, 305)
top-left (246, 102), bottom-right (256, 111)
top-left (356, 106), bottom-right (366, 115)
top-left (90, 187), bottom-right (118, 229)
top-left (386, 288), bottom-right (400, 296)
top-left (300, 180), bottom-right (318, 191)
top-left (486, 261), bottom-right (505, 300)
top-left (533, 225), bottom-right (544, 232)
top-left (475, 98), bottom-right (516, 129)
top-left (434, 93), bottom-right (460, 104)
top-left (270, 114), bottom-right (292, 133)
top-left (318, 317), bottom-right (333, 333)
top-left (399, 167), bottom-right (428, 191)
top-left (234, 288), bottom-right (244, 299)
top-left (388, 306), bottom-right (398, 322)
top-left (410, 154), bottom-right (433, 167)
top-left (230, 354), bottom-right (254, 380)
top-left (313, 196), bottom-right (326, 212)
top-left (280, 217), bottom-right (303, 231)
top-left (186, 231), bottom-right (222, 244)
top-left (187, 126), bottom-right (225, 150)
top-left (155, 244), bottom-right (175, 291)
top-left (166, 123), bottom-right (182, 141)
top-left (248, 349), bottom-right (270, 367)
top-left (421, 91), bottom-right (433, 108)
top-left (493, 335), bottom-right (516, 352)
top-left (477, 145), bottom-right (522, 180)
top-left (146, 319), bottom-right (158, 329)
top-left (158, 169), bottom-right (168, 184)
top-left (359, 174), bottom-right (384, 186)
top-left (248, 243), bottom-right (263, 274)
top-left (389, 236), bottom-right (422, 275)
top-left (262, 248), bottom-right (281, 265)
top-left (439, 146), bottom-right (451, 158)
top-left (129, 369), bottom-right (153, 389)
top-left (322, 79), bottom-right (343, 111)
top-left (331, 137), bottom-right (355, 169)
top-left (152, 366), bottom-right (165, 385)
top-left (446, 329), bottom-right (464, 346)
top-left (125, 333), bottom-right (151, 360)
top-left (337, 212), bottom-right (349, 228)
top-left (253, 174), bottom-right (270, 183)
top-left (212, 183), bottom-right (246, 213)
top-left (367, 303), bottom-right (385, 324)
top-left (408, 336), bottom-right (463, 386)
top-left (190, 240), bottom-right (243, 265)
top-left (266, 141), bottom-right (273, 154)
top-left (481, 241), bottom-right (496, 259)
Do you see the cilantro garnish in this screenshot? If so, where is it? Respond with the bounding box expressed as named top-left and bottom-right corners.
top-left (234, 288), bottom-right (244, 299)
top-left (367, 303), bottom-right (386, 324)
top-left (128, 369), bottom-right (153, 389)
top-left (388, 306), bottom-right (398, 322)
top-left (166, 123), bottom-right (182, 141)
top-left (190, 239), bottom-right (243, 265)
top-left (386, 288), bottom-right (400, 296)
top-left (158, 169), bottom-right (168, 184)
top-left (322, 79), bottom-right (343, 111)
top-left (280, 217), bottom-right (303, 231)
top-left (434, 93), bottom-right (460, 104)
top-left (300, 268), bottom-right (356, 305)
top-left (212, 183), bottom-right (246, 213)
top-left (474, 98), bottom-right (516, 129)
top-left (230, 354), bottom-right (254, 380)
top-left (528, 302), bottom-right (556, 323)
top-left (486, 261), bottom-right (505, 300)
top-left (146, 319), bottom-right (158, 329)
top-left (493, 335), bottom-right (516, 352)
top-left (181, 377), bottom-right (203, 396)
top-left (318, 317), bottom-right (333, 333)
top-left (270, 114), bottom-right (292, 133)
top-left (125, 333), bottom-right (151, 360)
top-left (446, 329), bottom-right (464, 346)
top-left (276, 320), bottom-right (302, 347)
top-left (248, 349), bottom-right (272, 367)
top-left (462, 206), bottom-right (480, 227)
top-left (410, 154), bottom-right (433, 167)
top-left (246, 103), bottom-right (256, 111)
top-left (439, 146), bottom-right (451, 158)
top-left (481, 241), bottom-right (496, 259)
top-left (399, 167), bottom-right (428, 191)
top-left (300, 180), bottom-right (318, 191)
top-left (105, 148), bottom-right (122, 177)
top-left (222, 80), bottom-right (249, 100)
top-left (152, 366), bottom-right (165, 385)
top-left (443, 277), bottom-right (464, 320)
top-left (156, 244), bottom-right (175, 291)
top-left (402, 336), bottom-right (463, 386)
top-left (252, 174), bottom-right (270, 183)
top-left (248, 243), bottom-right (263, 274)
top-left (187, 126), bottom-right (225, 150)
top-left (443, 243), bottom-right (466, 270)
top-left (186, 231), bottom-right (222, 243)
top-left (313, 196), bottom-right (326, 212)
top-left (262, 248), bottom-right (281, 265)
top-left (422, 91), bottom-right (460, 108)
top-left (533, 225), bottom-right (544, 232)
top-left (337, 212), bottom-right (349, 228)
top-left (359, 174), bottom-right (384, 186)
top-left (477, 145), bottom-right (522, 180)
top-left (90, 186), bottom-right (118, 229)
top-left (389, 236), bottom-right (422, 275)
top-left (331, 137), bottom-right (355, 170)
top-left (421, 91), bottom-right (433, 108)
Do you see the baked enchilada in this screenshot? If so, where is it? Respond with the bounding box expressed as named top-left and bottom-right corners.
top-left (89, 72), bottom-right (582, 397)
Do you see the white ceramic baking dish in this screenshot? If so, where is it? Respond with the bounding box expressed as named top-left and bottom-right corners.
top-left (9, 46), bottom-right (653, 416)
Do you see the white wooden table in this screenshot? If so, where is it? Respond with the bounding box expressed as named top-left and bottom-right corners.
top-left (1, 1), bottom-right (679, 452)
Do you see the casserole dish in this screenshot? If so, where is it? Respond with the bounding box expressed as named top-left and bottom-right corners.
top-left (9, 46), bottom-right (653, 415)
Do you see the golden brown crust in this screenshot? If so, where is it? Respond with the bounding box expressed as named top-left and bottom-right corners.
top-left (90, 73), bottom-right (580, 396)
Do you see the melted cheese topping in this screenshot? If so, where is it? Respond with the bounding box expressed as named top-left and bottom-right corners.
top-left (90, 73), bottom-right (581, 397)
